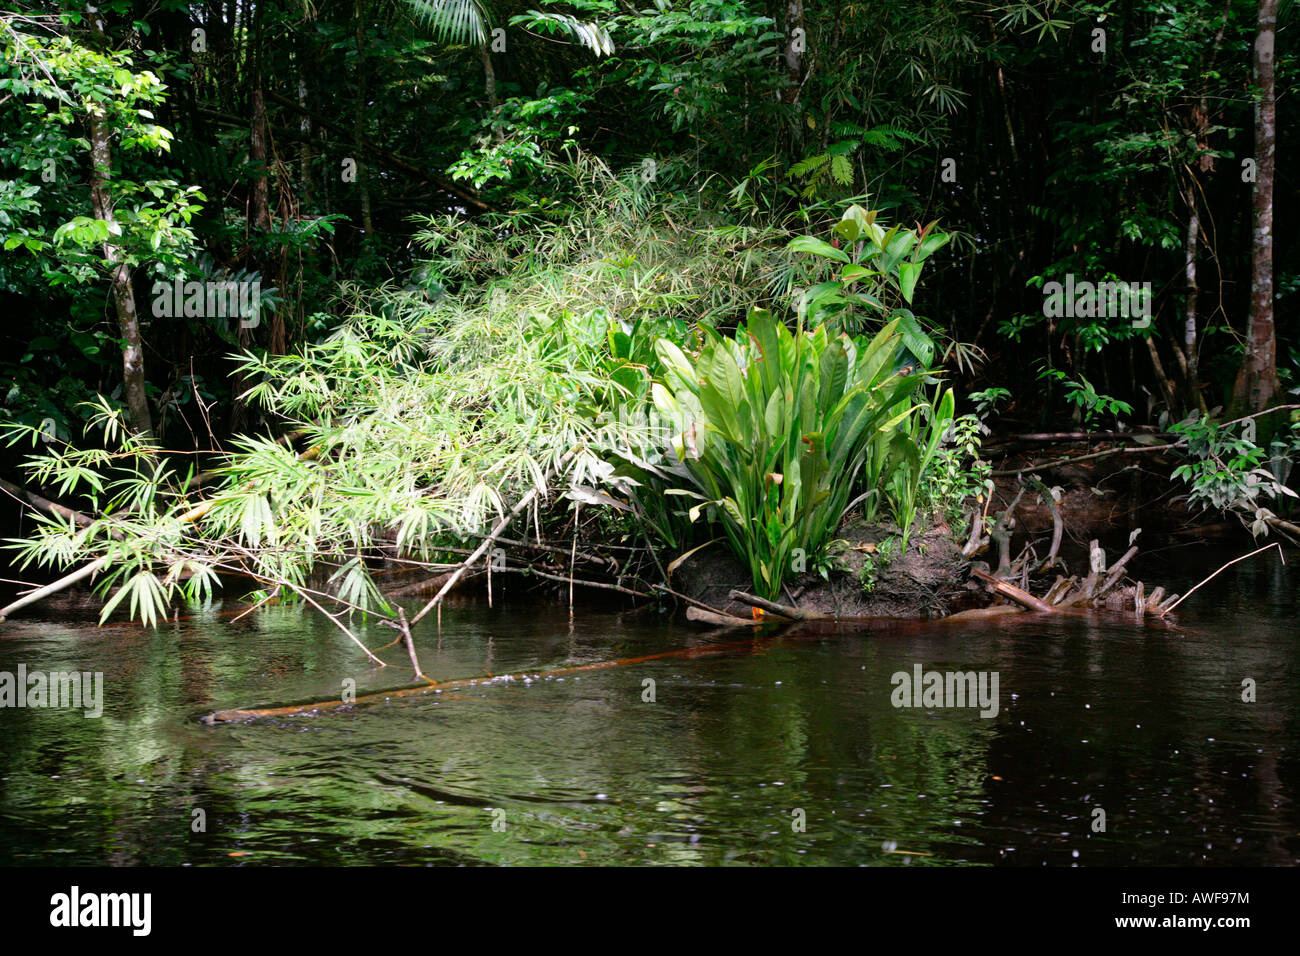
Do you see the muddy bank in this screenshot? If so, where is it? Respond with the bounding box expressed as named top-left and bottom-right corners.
top-left (0, 442), bottom-right (1241, 628)
top-left (671, 459), bottom-right (1224, 623)
top-left (675, 519), bottom-right (975, 621)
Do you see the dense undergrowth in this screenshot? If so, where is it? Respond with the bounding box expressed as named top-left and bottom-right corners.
top-left (3, 161), bottom-right (987, 622)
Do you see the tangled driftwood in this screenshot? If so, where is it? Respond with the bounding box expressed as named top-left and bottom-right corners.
top-left (955, 469), bottom-right (1180, 620)
top-left (962, 545), bottom-right (1179, 618)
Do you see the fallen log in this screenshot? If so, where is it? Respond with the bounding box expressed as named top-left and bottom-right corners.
top-left (0, 476), bottom-right (95, 529)
top-left (0, 555), bottom-right (110, 624)
top-left (989, 442), bottom-right (1183, 477)
top-left (727, 589), bottom-right (825, 621)
top-left (200, 632), bottom-right (778, 724)
top-left (686, 605), bottom-right (758, 627)
top-left (985, 431), bottom-right (1179, 445)
top-left (969, 568), bottom-right (1056, 613)
top-left (943, 605), bottom-right (1026, 622)
top-left (652, 583), bottom-right (732, 616)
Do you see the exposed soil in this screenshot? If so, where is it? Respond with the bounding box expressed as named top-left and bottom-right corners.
top-left (673, 444), bottom-right (1245, 622)
top-left (0, 437), bottom-right (1243, 626)
top-left (675, 517), bottom-right (975, 621)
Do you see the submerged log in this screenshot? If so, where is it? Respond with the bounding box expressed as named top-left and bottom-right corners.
top-left (200, 632), bottom-right (779, 724)
top-left (943, 605), bottom-right (1026, 622)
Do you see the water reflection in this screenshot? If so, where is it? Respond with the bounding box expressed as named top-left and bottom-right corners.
top-left (0, 550), bottom-right (1297, 865)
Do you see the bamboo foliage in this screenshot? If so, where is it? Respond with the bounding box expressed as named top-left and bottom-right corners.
top-left (1, 173), bottom-right (786, 625)
top-left (2, 169), bottom-right (974, 628)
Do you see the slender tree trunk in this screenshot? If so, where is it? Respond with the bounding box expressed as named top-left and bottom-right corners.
top-left (1183, 181), bottom-right (1204, 412)
top-left (996, 64), bottom-right (1019, 166)
top-left (1144, 335), bottom-right (1179, 414)
top-left (781, 0), bottom-right (805, 153)
top-left (87, 7), bottom-right (153, 438)
top-left (1178, 1), bottom-right (1230, 417)
top-left (250, 87), bottom-right (271, 230)
top-left (480, 46), bottom-right (497, 111)
top-left (480, 46), bottom-right (503, 144)
top-left (297, 71), bottom-right (313, 207)
top-left (250, 80), bottom-right (285, 354)
top-left (354, 0), bottom-right (373, 239)
top-left (232, 10), bottom-right (270, 435)
top-left (782, 1), bottom-right (804, 107)
top-left (1232, 0), bottom-right (1279, 414)
top-left (231, 80), bottom-right (263, 430)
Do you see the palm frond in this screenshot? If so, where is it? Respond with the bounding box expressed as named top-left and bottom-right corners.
top-left (407, 0), bottom-right (490, 45)
top-left (510, 11), bottom-right (615, 57)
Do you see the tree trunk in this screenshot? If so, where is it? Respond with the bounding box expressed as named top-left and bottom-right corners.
top-left (480, 46), bottom-right (497, 111)
top-left (233, 7), bottom-right (272, 436)
top-left (297, 72), bottom-right (313, 207)
top-left (480, 47), bottom-right (503, 144)
top-left (87, 7), bottom-right (153, 438)
top-left (354, 0), bottom-right (374, 239)
top-left (782, 1), bottom-right (805, 108)
top-left (1143, 335), bottom-right (1179, 414)
top-left (1232, 0), bottom-right (1279, 414)
top-left (250, 87), bottom-right (271, 230)
top-left (781, 0), bottom-right (805, 154)
top-left (1183, 181), bottom-right (1206, 413)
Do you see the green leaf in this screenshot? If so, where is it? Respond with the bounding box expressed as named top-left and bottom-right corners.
top-left (898, 261), bottom-right (922, 303)
top-left (833, 218), bottom-right (860, 243)
top-left (788, 235), bottom-right (850, 263)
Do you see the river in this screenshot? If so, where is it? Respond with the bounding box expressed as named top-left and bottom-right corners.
top-left (1, 545), bottom-right (1296, 865)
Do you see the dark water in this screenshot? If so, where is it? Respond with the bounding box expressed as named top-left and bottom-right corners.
top-left (1, 546), bottom-right (1297, 866)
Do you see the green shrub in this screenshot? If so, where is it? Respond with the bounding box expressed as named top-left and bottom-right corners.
top-left (650, 307), bottom-right (927, 599)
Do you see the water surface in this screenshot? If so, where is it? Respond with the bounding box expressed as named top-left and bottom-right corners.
top-left (1, 546), bottom-right (1297, 865)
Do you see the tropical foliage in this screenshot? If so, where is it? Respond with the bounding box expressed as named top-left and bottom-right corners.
top-left (651, 308), bottom-right (933, 598)
top-left (1, 0), bottom-right (1297, 630)
top-left (2, 159), bottom-right (981, 621)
